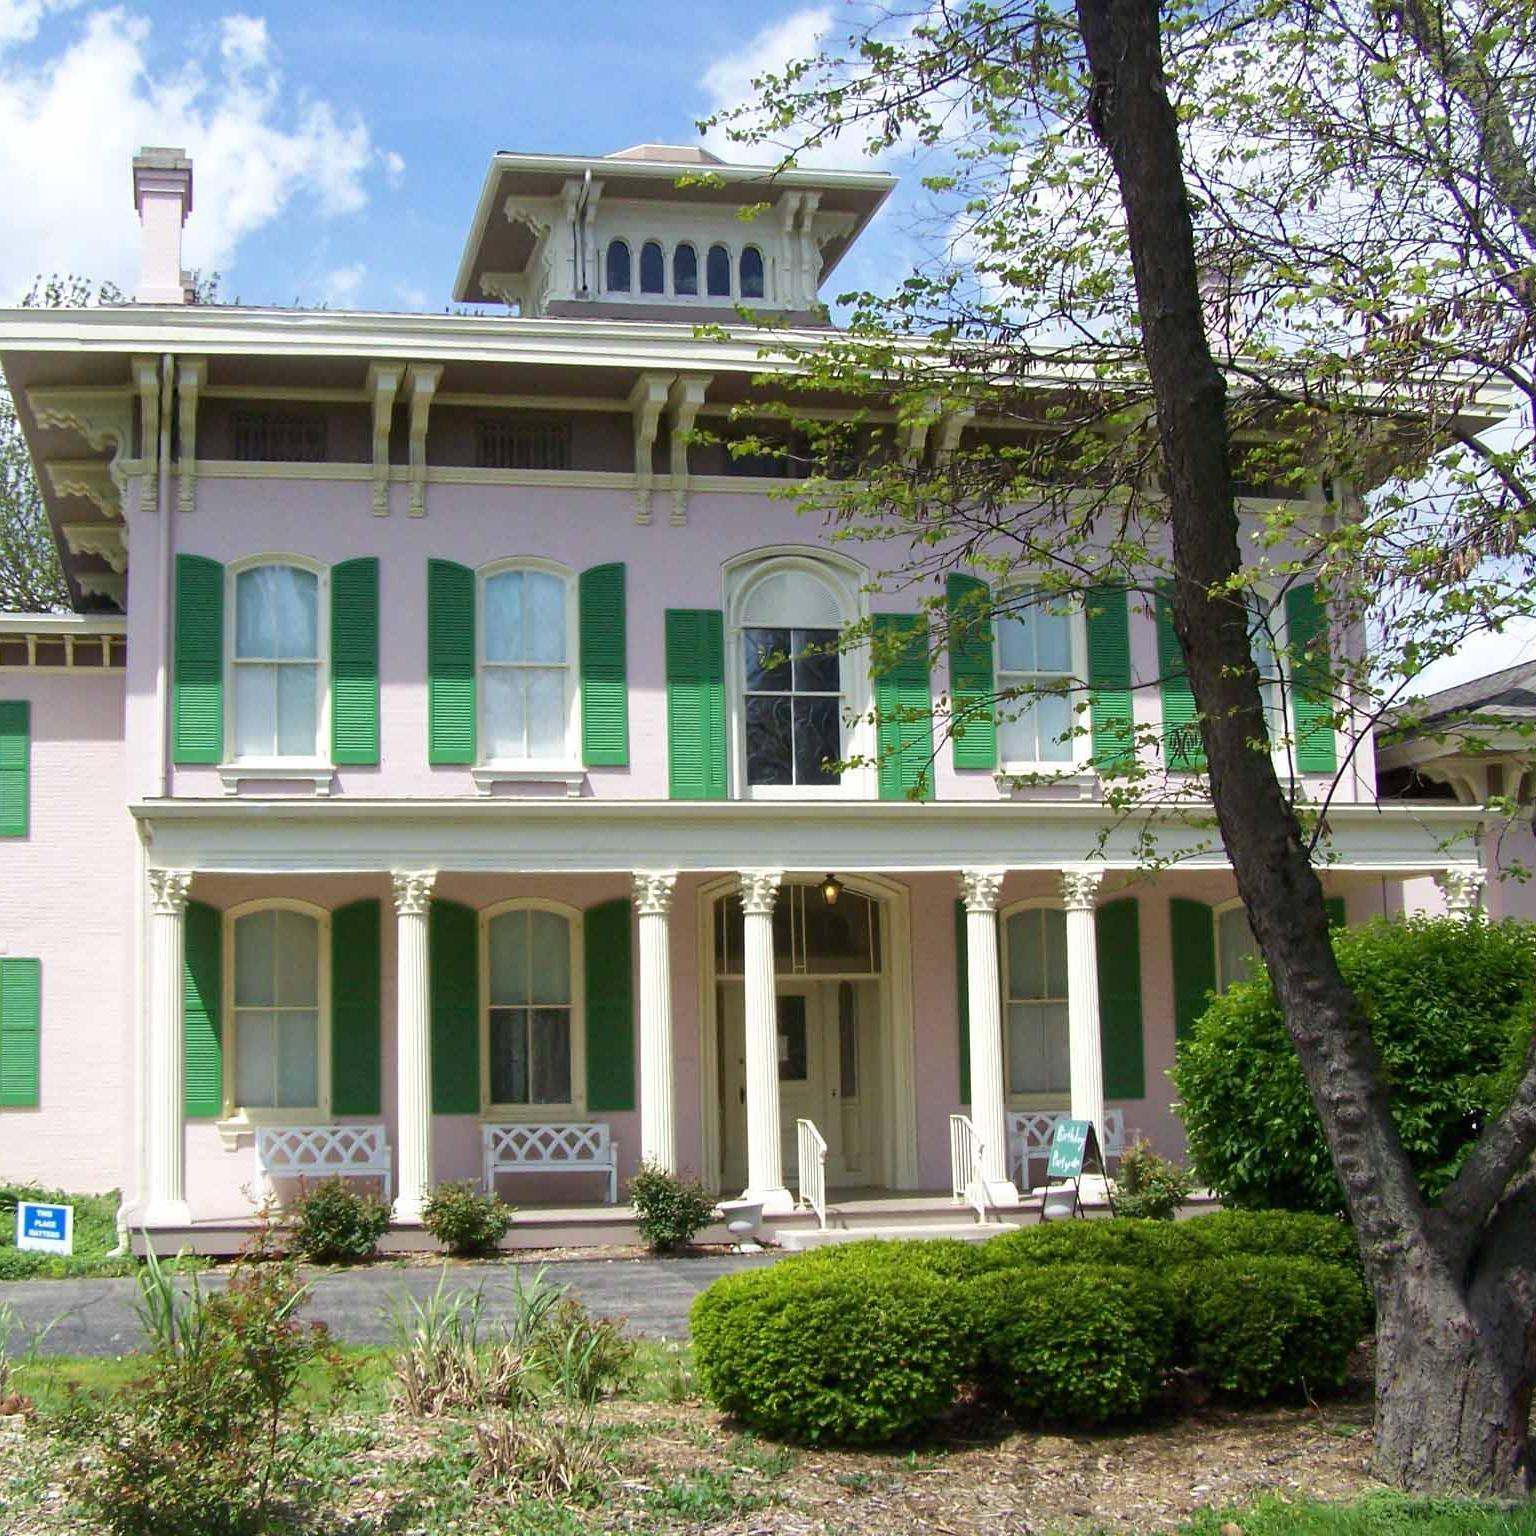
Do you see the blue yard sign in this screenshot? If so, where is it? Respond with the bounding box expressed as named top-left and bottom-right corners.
top-left (1046, 1118), bottom-right (1092, 1179)
top-left (16, 1200), bottom-right (73, 1255)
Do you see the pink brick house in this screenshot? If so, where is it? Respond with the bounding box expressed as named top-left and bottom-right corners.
top-left (0, 143), bottom-right (1495, 1247)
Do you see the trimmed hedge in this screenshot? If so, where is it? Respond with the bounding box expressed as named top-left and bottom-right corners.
top-left (968, 1264), bottom-right (1173, 1423)
top-left (690, 1264), bottom-right (973, 1444)
top-left (689, 1212), bottom-right (1374, 1444)
top-left (1168, 1254), bottom-right (1371, 1399)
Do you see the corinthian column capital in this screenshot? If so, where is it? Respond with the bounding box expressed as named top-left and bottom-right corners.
top-left (959, 868), bottom-right (1006, 914)
top-left (633, 871), bottom-right (678, 917)
top-left (738, 869), bottom-right (783, 917)
top-left (1060, 865), bottom-right (1106, 911)
top-left (148, 869), bottom-right (192, 915)
top-left (391, 871), bottom-right (438, 917)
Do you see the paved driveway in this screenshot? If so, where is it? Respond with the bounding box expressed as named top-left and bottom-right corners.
top-left (0, 1253), bottom-right (781, 1357)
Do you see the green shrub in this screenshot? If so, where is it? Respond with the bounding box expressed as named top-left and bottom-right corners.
top-left (1112, 1139), bottom-right (1194, 1220)
top-left (786, 1236), bottom-right (993, 1281)
top-left (1168, 1254), bottom-right (1370, 1399)
top-left (285, 1177), bottom-right (390, 1263)
top-left (1178, 1210), bottom-right (1361, 1272)
top-left (691, 1265), bottom-right (971, 1445)
top-left (982, 1216), bottom-right (1190, 1272)
top-left (628, 1161), bottom-right (717, 1253)
top-left (62, 1245), bottom-right (341, 1535)
top-left (1172, 915), bottom-right (1536, 1213)
top-left (422, 1181), bottom-right (514, 1255)
top-left (966, 1264), bottom-right (1173, 1423)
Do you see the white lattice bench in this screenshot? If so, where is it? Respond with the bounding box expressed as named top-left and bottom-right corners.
top-left (254, 1125), bottom-right (393, 1205)
top-left (482, 1122), bottom-right (618, 1205)
top-left (1008, 1109), bottom-right (1125, 1189)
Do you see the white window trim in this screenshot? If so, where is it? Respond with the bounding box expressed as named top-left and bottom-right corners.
top-left (478, 897), bottom-right (586, 1119)
top-left (222, 554), bottom-right (331, 782)
top-left (999, 898), bottom-right (1071, 1110)
top-left (475, 558), bottom-right (582, 786)
top-left (993, 586), bottom-right (1092, 778)
top-left (723, 548), bottom-right (875, 801)
top-left (217, 897), bottom-right (331, 1139)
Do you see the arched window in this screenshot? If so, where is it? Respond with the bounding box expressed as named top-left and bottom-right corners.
top-left (480, 565), bottom-right (574, 762)
top-left (486, 905), bottom-right (575, 1106)
top-left (1004, 906), bottom-right (1070, 1094)
top-left (1216, 903), bottom-right (1260, 993)
top-left (740, 245), bottom-right (765, 300)
top-left (232, 562), bottom-right (322, 760)
top-left (706, 243), bottom-right (731, 297)
top-left (995, 588), bottom-right (1075, 766)
top-left (739, 566), bottom-right (845, 787)
top-left (639, 240), bottom-right (665, 294)
top-left (232, 905), bottom-right (322, 1110)
top-left (605, 239), bottom-right (631, 292)
top-left (673, 242), bottom-right (698, 296)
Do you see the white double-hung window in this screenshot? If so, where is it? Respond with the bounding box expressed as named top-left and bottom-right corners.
top-left (480, 565), bottom-right (576, 764)
top-left (230, 903), bottom-right (325, 1113)
top-left (995, 589), bottom-right (1078, 768)
top-left (231, 562), bottom-right (324, 760)
top-left (485, 904), bottom-right (577, 1109)
top-left (1004, 905), bottom-right (1071, 1096)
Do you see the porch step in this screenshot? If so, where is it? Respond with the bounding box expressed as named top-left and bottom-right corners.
top-left (774, 1221), bottom-right (1021, 1251)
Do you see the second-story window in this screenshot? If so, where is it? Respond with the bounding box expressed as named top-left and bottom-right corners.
top-left (740, 246), bottom-right (765, 299)
top-left (232, 562), bottom-right (322, 760)
top-left (996, 589), bottom-right (1075, 767)
top-left (706, 243), bottom-right (731, 297)
top-left (640, 240), bottom-right (665, 294)
top-left (481, 566), bottom-right (574, 763)
top-left (605, 239), bottom-right (631, 293)
top-left (674, 243), bottom-right (698, 295)
top-left (740, 568), bottom-right (844, 788)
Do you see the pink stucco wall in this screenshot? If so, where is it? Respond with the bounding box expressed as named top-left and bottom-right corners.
top-left (0, 672), bottom-right (135, 1198)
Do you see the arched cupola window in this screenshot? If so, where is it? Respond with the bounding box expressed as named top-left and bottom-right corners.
top-left (674, 243), bottom-right (698, 296)
top-left (740, 246), bottom-right (765, 300)
top-left (640, 240), bottom-right (665, 294)
top-left (706, 243), bottom-right (731, 297)
top-left (605, 239), bottom-right (632, 293)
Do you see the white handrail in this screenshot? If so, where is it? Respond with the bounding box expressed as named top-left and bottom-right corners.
top-left (796, 1118), bottom-right (828, 1230)
top-left (948, 1114), bottom-right (988, 1223)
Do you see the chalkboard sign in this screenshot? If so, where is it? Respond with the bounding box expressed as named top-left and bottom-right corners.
top-left (1046, 1119), bottom-right (1092, 1178)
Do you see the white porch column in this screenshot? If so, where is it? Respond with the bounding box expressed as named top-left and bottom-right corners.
top-left (959, 868), bottom-right (1020, 1209)
top-left (739, 869), bottom-right (793, 1216)
top-left (391, 871), bottom-right (436, 1224)
top-left (143, 869), bottom-right (193, 1227)
top-left (1435, 865), bottom-right (1486, 918)
top-left (1062, 866), bottom-right (1107, 1156)
top-left (633, 871), bottom-right (679, 1175)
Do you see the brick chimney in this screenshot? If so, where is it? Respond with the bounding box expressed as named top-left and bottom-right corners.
top-left (131, 147), bottom-right (194, 304)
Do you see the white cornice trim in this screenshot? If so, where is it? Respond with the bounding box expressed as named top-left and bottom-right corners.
top-left (0, 612), bottom-right (126, 634)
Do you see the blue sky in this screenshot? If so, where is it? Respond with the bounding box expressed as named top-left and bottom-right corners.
top-left (0, 1), bottom-right (916, 311)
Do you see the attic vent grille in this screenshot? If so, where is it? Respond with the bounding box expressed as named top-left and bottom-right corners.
top-left (477, 419), bottom-right (571, 471)
top-left (232, 412), bottom-right (328, 463)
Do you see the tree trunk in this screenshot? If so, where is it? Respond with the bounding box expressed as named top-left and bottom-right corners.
top-left (1073, 0), bottom-right (1536, 1495)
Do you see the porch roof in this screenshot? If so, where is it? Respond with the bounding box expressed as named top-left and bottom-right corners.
top-left (130, 796), bottom-right (1483, 878)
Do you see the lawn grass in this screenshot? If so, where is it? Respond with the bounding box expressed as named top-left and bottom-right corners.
top-left (1183, 1496), bottom-right (1536, 1536)
top-left (0, 1184), bottom-right (133, 1279)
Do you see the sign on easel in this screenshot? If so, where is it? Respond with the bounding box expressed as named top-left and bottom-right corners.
top-left (1040, 1119), bottom-right (1110, 1221)
top-left (16, 1200), bottom-right (73, 1255)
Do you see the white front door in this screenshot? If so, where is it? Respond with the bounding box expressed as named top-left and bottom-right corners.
top-left (718, 979), bottom-right (870, 1192)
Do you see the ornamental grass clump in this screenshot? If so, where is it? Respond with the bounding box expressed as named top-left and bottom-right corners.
top-left (690, 1265), bottom-right (972, 1445)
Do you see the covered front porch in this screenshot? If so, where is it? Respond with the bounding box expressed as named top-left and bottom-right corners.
top-left (124, 796), bottom-right (1485, 1246)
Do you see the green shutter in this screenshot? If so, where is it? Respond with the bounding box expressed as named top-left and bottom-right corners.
top-left (1170, 897), bottom-right (1216, 1041)
top-left (184, 899), bottom-right (223, 1118)
top-left (331, 899), bottom-right (382, 1116)
top-left (0, 958), bottom-right (40, 1108)
top-left (430, 899), bottom-right (480, 1114)
top-left (173, 554), bottom-right (224, 765)
top-left (0, 700), bottom-right (29, 838)
top-left (955, 898), bottom-right (971, 1105)
top-left (1325, 896), bottom-right (1347, 930)
top-left (1156, 587), bottom-right (1204, 771)
top-left (1096, 898), bottom-right (1144, 1099)
top-left (874, 613), bottom-right (935, 801)
top-left (1086, 586), bottom-right (1135, 770)
top-left (580, 563), bottom-right (629, 767)
top-left (665, 609), bottom-right (727, 799)
top-left (1286, 582), bottom-right (1338, 773)
top-left (428, 560), bottom-right (476, 765)
top-left (331, 558), bottom-right (380, 765)
top-left (946, 575), bottom-right (997, 771)
top-left (584, 899), bottom-right (635, 1113)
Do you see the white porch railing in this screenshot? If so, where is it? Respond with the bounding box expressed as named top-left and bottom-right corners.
top-left (948, 1114), bottom-right (988, 1222)
top-left (796, 1118), bottom-right (828, 1230)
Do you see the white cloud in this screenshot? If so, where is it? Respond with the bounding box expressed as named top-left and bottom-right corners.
top-left (0, 0), bottom-right (77, 47)
top-left (0, 6), bottom-right (376, 301)
top-left (380, 148), bottom-right (404, 186)
top-left (394, 281), bottom-right (426, 310)
top-left (320, 261), bottom-right (365, 306)
top-left (1412, 618), bottom-right (1536, 697)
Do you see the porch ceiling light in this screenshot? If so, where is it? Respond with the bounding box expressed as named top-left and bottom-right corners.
top-left (820, 872), bottom-right (843, 907)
